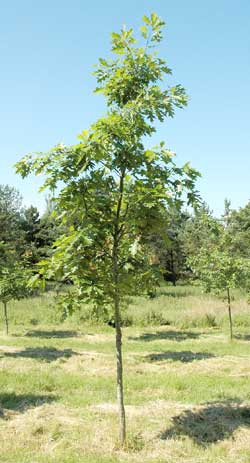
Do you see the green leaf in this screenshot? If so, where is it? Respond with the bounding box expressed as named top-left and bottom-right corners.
top-left (140, 25), bottom-right (148, 38)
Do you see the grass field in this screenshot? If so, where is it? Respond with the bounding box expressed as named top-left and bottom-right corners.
top-left (1, 285), bottom-right (250, 462)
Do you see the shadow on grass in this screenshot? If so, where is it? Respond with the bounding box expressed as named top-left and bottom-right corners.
top-left (160, 400), bottom-right (250, 446)
top-left (235, 334), bottom-right (250, 341)
top-left (130, 330), bottom-right (202, 342)
top-left (0, 392), bottom-right (56, 419)
top-left (25, 330), bottom-right (79, 338)
top-left (4, 347), bottom-right (78, 362)
top-left (144, 350), bottom-right (215, 363)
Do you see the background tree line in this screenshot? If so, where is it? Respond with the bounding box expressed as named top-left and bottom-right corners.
top-left (0, 185), bottom-right (59, 266)
top-left (1, 183), bottom-right (250, 288)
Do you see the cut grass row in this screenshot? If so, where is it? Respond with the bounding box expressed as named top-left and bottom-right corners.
top-left (0, 285), bottom-right (250, 462)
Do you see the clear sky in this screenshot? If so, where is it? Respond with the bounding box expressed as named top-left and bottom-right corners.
top-left (1, 0), bottom-right (249, 216)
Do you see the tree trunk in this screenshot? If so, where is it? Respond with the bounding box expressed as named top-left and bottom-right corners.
top-left (114, 278), bottom-right (126, 445)
top-left (227, 287), bottom-right (233, 341)
top-left (113, 236), bottom-right (126, 445)
top-left (112, 167), bottom-right (126, 446)
top-left (113, 242), bottom-right (126, 445)
top-left (3, 302), bottom-right (8, 335)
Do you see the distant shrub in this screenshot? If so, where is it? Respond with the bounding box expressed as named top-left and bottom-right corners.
top-left (145, 310), bottom-right (171, 326)
top-left (204, 314), bottom-right (217, 327)
top-left (179, 313), bottom-right (217, 329)
top-left (121, 314), bottom-right (133, 327)
top-left (147, 290), bottom-right (157, 299)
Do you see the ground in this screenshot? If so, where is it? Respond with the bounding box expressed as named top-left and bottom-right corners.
top-left (0, 286), bottom-right (250, 462)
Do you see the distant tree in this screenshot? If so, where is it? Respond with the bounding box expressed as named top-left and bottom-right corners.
top-left (36, 211), bottom-right (61, 259)
top-left (222, 198), bottom-right (232, 227)
top-left (223, 201), bottom-right (250, 259)
top-left (189, 220), bottom-right (250, 340)
top-left (16, 13), bottom-right (200, 444)
top-left (148, 206), bottom-right (190, 285)
top-left (0, 263), bottom-right (30, 334)
top-left (0, 190), bottom-right (30, 334)
top-left (20, 205), bottom-right (61, 264)
top-left (181, 204), bottom-right (219, 263)
top-left (20, 206), bottom-right (41, 263)
top-left (21, 206), bottom-right (40, 242)
top-left (0, 185), bottom-right (60, 265)
top-left (44, 195), bottom-right (56, 215)
top-left (163, 207), bottom-right (191, 285)
top-left (0, 185), bottom-right (24, 257)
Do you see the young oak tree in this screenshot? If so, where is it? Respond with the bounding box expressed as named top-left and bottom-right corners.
top-left (0, 264), bottom-right (31, 335)
top-left (16, 13), bottom-right (200, 444)
top-left (189, 219), bottom-right (250, 340)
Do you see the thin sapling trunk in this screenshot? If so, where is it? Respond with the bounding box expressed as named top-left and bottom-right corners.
top-left (227, 287), bottom-right (233, 340)
top-left (112, 168), bottom-right (126, 446)
top-left (3, 302), bottom-right (9, 335)
top-left (113, 257), bottom-right (126, 445)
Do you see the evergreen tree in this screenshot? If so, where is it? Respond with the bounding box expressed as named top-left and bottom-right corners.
top-left (0, 185), bottom-right (24, 258)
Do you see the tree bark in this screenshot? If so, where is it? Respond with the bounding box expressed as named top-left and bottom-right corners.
top-left (112, 167), bottom-right (126, 446)
top-left (227, 287), bottom-right (233, 341)
top-left (113, 253), bottom-right (126, 445)
top-left (3, 302), bottom-right (8, 335)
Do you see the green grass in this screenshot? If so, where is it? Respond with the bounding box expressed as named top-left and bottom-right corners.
top-left (0, 285), bottom-right (250, 462)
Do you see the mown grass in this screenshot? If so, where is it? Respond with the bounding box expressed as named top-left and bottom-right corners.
top-left (0, 285), bottom-right (250, 462)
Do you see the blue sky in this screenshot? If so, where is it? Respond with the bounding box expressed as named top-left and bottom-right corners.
top-left (1, 0), bottom-right (249, 216)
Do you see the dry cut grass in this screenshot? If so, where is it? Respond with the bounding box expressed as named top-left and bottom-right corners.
top-left (1, 286), bottom-right (250, 462)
